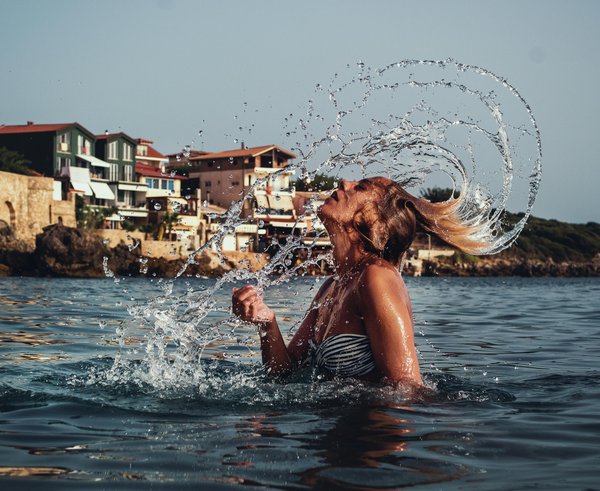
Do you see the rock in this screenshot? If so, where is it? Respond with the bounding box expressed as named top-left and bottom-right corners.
top-left (34, 223), bottom-right (111, 277)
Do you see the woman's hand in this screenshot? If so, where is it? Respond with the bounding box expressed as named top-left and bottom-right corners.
top-left (232, 285), bottom-right (275, 325)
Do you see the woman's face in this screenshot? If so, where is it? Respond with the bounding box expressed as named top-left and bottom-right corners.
top-left (317, 176), bottom-right (392, 227)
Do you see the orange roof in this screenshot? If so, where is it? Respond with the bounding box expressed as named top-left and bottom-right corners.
top-left (145, 145), bottom-right (166, 159)
top-left (0, 122), bottom-right (77, 134)
top-left (190, 145), bottom-right (297, 161)
top-left (135, 138), bottom-right (167, 160)
top-left (136, 162), bottom-right (185, 179)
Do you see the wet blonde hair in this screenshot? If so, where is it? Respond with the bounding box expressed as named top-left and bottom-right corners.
top-left (353, 181), bottom-right (489, 267)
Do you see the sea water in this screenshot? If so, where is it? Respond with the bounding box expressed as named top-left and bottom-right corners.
top-left (0, 60), bottom-right (557, 488)
top-left (0, 276), bottom-right (599, 489)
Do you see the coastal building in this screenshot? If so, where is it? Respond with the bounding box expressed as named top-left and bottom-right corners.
top-left (185, 144), bottom-right (296, 209)
top-left (0, 122), bottom-right (96, 177)
top-left (95, 132), bottom-right (147, 228)
top-left (0, 122), bottom-right (119, 210)
top-left (137, 139), bottom-right (203, 248)
top-left (182, 144), bottom-right (297, 250)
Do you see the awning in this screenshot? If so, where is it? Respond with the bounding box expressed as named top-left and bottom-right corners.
top-left (119, 209), bottom-right (148, 218)
top-left (268, 194), bottom-right (294, 211)
top-left (89, 181), bottom-right (115, 200)
top-left (270, 221), bottom-right (299, 229)
top-left (118, 183), bottom-right (147, 192)
top-left (71, 181), bottom-right (93, 196)
top-left (235, 224), bottom-right (258, 233)
top-left (68, 166), bottom-right (93, 196)
top-left (77, 154), bottom-right (111, 168)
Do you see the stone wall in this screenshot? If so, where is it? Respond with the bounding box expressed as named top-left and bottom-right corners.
top-left (94, 229), bottom-right (186, 259)
top-left (95, 229), bottom-right (146, 249)
top-left (0, 171), bottom-right (75, 247)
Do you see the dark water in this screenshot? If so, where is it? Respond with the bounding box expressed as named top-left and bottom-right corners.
top-left (0, 276), bottom-right (599, 490)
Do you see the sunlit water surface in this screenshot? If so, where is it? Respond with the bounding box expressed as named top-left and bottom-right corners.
top-left (0, 277), bottom-right (598, 490)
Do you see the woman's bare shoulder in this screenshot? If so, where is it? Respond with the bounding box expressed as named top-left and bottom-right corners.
top-left (359, 259), bottom-right (403, 285)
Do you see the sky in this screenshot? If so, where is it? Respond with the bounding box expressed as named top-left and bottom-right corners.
top-left (1, 0), bottom-right (599, 223)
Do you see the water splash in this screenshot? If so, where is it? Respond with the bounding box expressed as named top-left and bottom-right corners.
top-left (98, 59), bottom-right (541, 396)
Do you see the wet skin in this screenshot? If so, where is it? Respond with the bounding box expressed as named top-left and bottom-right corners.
top-left (232, 177), bottom-right (422, 387)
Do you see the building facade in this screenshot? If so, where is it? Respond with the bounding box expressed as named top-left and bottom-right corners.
top-left (0, 122), bottom-right (95, 177)
top-left (95, 133), bottom-right (147, 227)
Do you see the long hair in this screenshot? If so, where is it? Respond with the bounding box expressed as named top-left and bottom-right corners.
top-left (353, 182), bottom-right (490, 267)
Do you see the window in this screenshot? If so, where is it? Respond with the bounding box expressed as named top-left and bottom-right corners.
top-left (123, 165), bottom-right (133, 182)
top-left (109, 163), bottom-right (119, 181)
top-left (231, 181), bottom-right (240, 186)
top-left (137, 145), bottom-right (147, 157)
top-left (205, 180), bottom-right (211, 187)
top-left (161, 180), bottom-right (168, 190)
top-left (123, 143), bottom-right (132, 161)
top-left (57, 133), bottom-right (70, 152)
top-left (80, 137), bottom-right (91, 155)
top-left (108, 141), bottom-right (118, 160)
top-left (57, 156), bottom-right (70, 171)
top-left (167, 180), bottom-right (174, 191)
top-left (145, 177), bottom-right (159, 189)
top-left (118, 190), bottom-right (132, 206)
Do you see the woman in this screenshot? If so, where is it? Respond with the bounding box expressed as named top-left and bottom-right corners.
top-left (232, 177), bottom-right (487, 387)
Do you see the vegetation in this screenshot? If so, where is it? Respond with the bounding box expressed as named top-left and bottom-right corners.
top-left (75, 195), bottom-right (118, 229)
top-left (120, 220), bottom-right (137, 232)
top-left (504, 213), bottom-right (600, 262)
top-left (419, 186), bottom-right (455, 202)
top-left (294, 173), bottom-right (336, 192)
top-left (0, 147), bottom-right (34, 176)
top-left (159, 212), bottom-right (180, 240)
top-left (418, 187), bottom-right (600, 262)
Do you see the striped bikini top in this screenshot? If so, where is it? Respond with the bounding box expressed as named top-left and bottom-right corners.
top-left (309, 334), bottom-right (376, 378)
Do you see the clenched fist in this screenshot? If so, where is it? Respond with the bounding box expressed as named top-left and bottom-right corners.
top-left (232, 285), bottom-right (275, 325)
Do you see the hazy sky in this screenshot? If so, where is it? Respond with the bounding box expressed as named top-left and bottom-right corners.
top-left (1, 0), bottom-right (599, 223)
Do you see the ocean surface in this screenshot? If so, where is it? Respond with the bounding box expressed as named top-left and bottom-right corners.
top-left (0, 276), bottom-right (598, 490)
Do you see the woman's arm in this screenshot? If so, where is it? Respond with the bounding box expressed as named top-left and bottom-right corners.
top-left (232, 278), bottom-right (333, 376)
top-left (358, 264), bottom-right (422, 387)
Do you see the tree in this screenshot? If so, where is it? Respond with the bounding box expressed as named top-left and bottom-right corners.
top-left (0, 147), bottom-right (34, 176)
top-left (294, 173), bottom-right (336, 192)
top-left (160, 212), bottom-right (180, 241)
top-left (75, 195), bottom-right (119, 229)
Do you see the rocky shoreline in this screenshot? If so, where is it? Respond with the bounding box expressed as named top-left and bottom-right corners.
top-left (0, 224), bottom-right (598, 278)
top-left (417, 256), bottom-right (600, 277)
top-left (0, 224), bottom-right (236, 278)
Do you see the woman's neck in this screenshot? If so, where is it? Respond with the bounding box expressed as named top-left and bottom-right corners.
top-left (328, 224), bottom-right (371, 277)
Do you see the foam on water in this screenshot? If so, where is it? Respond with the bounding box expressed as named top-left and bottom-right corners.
top-left (98, 59), bottom-right (542, 398)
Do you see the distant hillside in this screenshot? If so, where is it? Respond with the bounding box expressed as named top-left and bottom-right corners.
top-left (501, 213), bottom-right (600, 262)
top-left (419, 188), bottom-right (600, 263)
